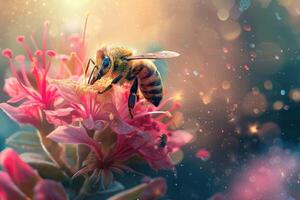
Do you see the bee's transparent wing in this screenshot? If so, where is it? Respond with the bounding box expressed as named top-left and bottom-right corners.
top-left (125, 51), bottom-right (180, 60)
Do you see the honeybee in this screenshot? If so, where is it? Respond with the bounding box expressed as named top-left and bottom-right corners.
top-left (85, 46), bottom-right (179, 118)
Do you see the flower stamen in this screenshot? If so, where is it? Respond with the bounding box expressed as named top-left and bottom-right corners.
top-left (16, 35), bottom-right (33, 62)
top-left (15, 55), bottom-right (32, 87)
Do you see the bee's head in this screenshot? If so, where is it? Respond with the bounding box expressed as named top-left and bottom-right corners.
top-left (90, 46), bottom-right (132, 84)
top-left (96, 55), bottom-right (111, 80)
top-left (91, 46), bottom-right (112, 84)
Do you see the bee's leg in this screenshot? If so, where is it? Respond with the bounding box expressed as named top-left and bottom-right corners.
top-left (98, 74), bottom-right (123, 94)
top-left (128, 77), bottom-right (139, 118)
top-left (85, 59), bottom-right (98, 84)
top-left (87, 65), bottom-right (99, 84)
top-left (85, 58), bottom-right (96, 75)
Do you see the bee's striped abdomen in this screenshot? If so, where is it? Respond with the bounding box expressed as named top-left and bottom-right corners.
top-left (132, 60), bottom-right (163, 107)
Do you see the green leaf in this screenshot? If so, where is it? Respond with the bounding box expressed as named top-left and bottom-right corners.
top-left (64, 144), bottom-right (78, 167)
top-left (20, 152), bottom-right (68, 182)
top-left (5, 131), bottom-right (44, 153)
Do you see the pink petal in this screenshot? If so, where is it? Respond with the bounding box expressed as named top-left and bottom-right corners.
top-left (110, 116), bottom-right (137, 135)
top-left (0, 103), bottom-right (41, 127)
top-left (3, 77), bottom-right (40, 104)
top-left (3, 77), bottom-right (27, 103)
top-left (94, 120), bottom-right (106, 130)
top-left (83, 114), bottom-right (106, 130)
top-left (116, 132), bottom-right (173, 169)
top-left (82, 114), bottom-right (95, 129)
top-left (33, 180), bottom-right (68, 200)
top-left (0, 148), bottom-right (41, 197)
top-left (125, 132), bottom-right (150, 150)
top-left (0, 172), bottom-right (29, 200)
top-left (47, 125), bottom-right (102, 159)
top-left (111, 133), bottom-right (148, 161)
top-left (100, 104), bottom-right (136, 134)
top-left (168, 130), bottom-right (193, 152)
top-left (51, 80), bottom-right (82, 104)
top-left (44, 107), bottom-right (78, 125)
top-left (112, 85), bottom-right (129, 110)
top-left (138, 145), bottom-right (173, 170)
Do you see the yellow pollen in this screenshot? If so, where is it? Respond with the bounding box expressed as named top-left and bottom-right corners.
top-left (50, 76), bottom-right (113, 97)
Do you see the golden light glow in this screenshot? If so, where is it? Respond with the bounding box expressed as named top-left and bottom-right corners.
top-left (273, 101), bottom-right (284, 110)
top-left (278, 0), bottom-right (294, 7)
top-left (249, 123), bottom-right (259, 134)
top-left (217, 9), bottom-right (230, 21)
top-left (242, 92), bottom-right (267, 116)
top-left (169, 111), bottom-right (184, 129)
top-left (173, 92), bottom-right (183, 101)
top-left (222, 80), bottom-right (231, 90)
top-left (289, 88), bottom-right (300, 102)
top-left (264, 80), bottom-right (273, 90)
top-left (220, 20), bottom-right (241, 41)
top-left (202, 94), bottom-right (212, 105)
top-left (199, 88), bottom-right (216, 105)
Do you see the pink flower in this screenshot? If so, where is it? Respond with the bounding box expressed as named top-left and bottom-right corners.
top-left (0, 22), bottom-right (59, 128)
top-left (48, 125), bottom-right (151, 187)
top-left (45, 78), bottom-right (136, 134)
top-left (45, 81), bottom-right (192, 189)
top-left (112, 84), bottom-right (193, 169)
top-left (0, 148), bottom-right (68, 200)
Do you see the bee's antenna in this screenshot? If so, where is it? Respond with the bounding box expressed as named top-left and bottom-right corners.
top-left (82, 12), bottom-right (90, 84)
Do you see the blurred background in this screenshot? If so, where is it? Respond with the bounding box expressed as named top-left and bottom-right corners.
top-left (1, 0), bottom-right (300, 199)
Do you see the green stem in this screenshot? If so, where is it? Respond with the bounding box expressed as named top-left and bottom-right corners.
top-left (37, 128), bottom-right (74, 177)
top-left (76, 128), bottom-right (95, 170)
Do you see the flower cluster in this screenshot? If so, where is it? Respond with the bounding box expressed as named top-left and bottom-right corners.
top-left (1, 22), bottom-right (58, 129)
top-left (0, 22), bottom-right (192, 198)
top-left (0, 148), bottom-right (67, 200)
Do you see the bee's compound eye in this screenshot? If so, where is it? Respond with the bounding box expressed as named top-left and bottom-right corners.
top-left (102, 56), bottom-right (110, 68)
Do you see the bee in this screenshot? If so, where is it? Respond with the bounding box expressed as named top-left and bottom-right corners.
top-left (85, 46), bottom-right (179, 118)
top-left (158, 134), bottom-right (168, 148)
